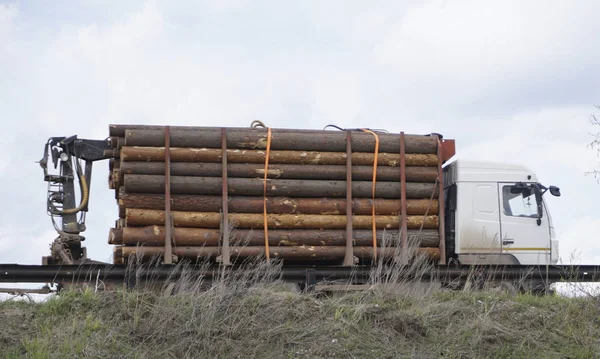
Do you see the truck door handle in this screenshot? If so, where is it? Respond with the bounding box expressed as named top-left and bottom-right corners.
top-left (503, 239), bottom-right (515, 245)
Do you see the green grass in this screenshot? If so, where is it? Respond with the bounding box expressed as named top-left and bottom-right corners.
top-left (2, 283), bottom-right (600, 359)
top-left (2, 246), bottom-right (599, 358)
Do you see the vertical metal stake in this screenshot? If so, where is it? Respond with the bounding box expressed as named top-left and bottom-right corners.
top-left (343, 130), bottom-right (355, 266)
top-left (399, 132), bottom-right (408, 254)
top-left (164, 126), bottom-right (173, 264)
top-left (221, 128), bottom-right (231, 266)
top-left (437, 136), bottom-right (446, 265)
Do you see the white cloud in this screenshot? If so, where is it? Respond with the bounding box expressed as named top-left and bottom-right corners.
top-left (556, 216), bottom-right (600, 265)
top-left (375, 1), bottom-right (599, 77)
top-left (0, 229), bottom-right (56, 265)
top-left (0, 3), bottom-right (18, 40)
top-left (371, 1), bottom-right (600, 115)
top-left (197, 0), bottom-right (252, 14)
top-left (0, 0), bottom-right (599, 270)
top-left (0, 137), bottom-right (9, 173)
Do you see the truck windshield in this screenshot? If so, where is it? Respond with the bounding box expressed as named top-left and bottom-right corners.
top-left (502, 185), bottom-right (538, 218)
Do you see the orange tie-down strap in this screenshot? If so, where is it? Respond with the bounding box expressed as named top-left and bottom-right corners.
top-left (263, 127), bottom-right (273, 261)
top-left (361, 129), bottom-right (380, 261)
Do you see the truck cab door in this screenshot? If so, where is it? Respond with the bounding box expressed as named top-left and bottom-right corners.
top-left (498, 183), bottom-right (551, 265)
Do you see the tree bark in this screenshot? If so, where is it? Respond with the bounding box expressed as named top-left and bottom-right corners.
top-left (122, 175), bottom-right (438, 199)
top-left (108, 126), bottom-right (439, 154)
top-left (109, 226), bottom-right (440, 247)
top-left (118, 162), bottom-right (439, 182)
top-left (118, 147), bottom-right (439, 167)
top-left (125, 208), bottom-right (439, 229)
top-left (117, 190), bottom-right (439, 217)
top-left (115, 245), bottom-right (440, 261)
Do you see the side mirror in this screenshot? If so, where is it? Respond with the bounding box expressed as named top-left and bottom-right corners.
top-left (549, 186), bottom-right (561, 197)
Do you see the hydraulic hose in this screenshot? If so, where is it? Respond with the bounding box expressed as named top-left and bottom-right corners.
top-left (60, 173), bottom-right (89, 215)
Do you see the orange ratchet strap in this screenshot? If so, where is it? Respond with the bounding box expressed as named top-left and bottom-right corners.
top-left (263, 127), bottom-right (273, 261)
top-left (361, 129), bottom-right (379, 261)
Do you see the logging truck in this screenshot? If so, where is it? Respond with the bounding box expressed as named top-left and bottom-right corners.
top-left (36, 124), bottom-right (561, 269)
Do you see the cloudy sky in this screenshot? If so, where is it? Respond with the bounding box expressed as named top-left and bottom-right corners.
top-left (1, 0), bottom-right (599, 272)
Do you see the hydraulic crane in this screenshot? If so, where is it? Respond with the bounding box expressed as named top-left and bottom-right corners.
top-left (38, 135), bottom-right (111, 265)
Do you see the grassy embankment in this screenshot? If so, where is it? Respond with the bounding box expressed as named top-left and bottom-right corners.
top-left (2, 252), bottom-right (600, 358)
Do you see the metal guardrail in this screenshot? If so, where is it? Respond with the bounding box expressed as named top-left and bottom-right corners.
top-left (2, 264), bottom-right (600, 288)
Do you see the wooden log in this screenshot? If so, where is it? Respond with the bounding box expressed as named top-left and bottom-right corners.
top-left (109, 227), bottom-right (440, 247)
top-left (119, 147), bottom-right (439, 167)
top-left (118, 162), bottom-right (439, 182)
top-left (115, 218), bottom-right (126, 229)
top-left (109, 137), bottom-right (125, 150)
top-left (112, 247), bottom-right (124, 265)
top-left (109, 126), bottom-right (438, 154)
top-left (123, 175), bottom-right (438, 199)
top-left (117, 191), bottom-right (439, 217)
top-left (115, 245), bottom-right (440, 261)
top-left (125, 209), bottom-right (439, 229)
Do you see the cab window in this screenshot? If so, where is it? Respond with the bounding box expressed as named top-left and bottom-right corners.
top-left (502, 185), bottom-right (538, 218)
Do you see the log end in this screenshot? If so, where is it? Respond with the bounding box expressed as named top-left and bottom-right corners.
top-left (113, 246), bottom-right (123, 259)
top-left (109, 228), bottom-right (123, 245)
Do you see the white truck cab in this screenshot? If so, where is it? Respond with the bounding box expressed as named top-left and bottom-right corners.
top-left (444, 160), bottom-right (560, 266)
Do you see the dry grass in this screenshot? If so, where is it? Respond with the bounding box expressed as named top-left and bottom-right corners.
top-left (2, 236), bottom-right (600, 358)
top-left (3, 277), bottom-right (600, 358)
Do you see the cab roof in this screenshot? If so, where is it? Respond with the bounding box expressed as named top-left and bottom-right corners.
top-left (444, 159), bottom-right (539, 184)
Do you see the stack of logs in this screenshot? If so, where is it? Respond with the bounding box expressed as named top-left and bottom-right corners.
top-left (106, 125), bottom-right (446, 265)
